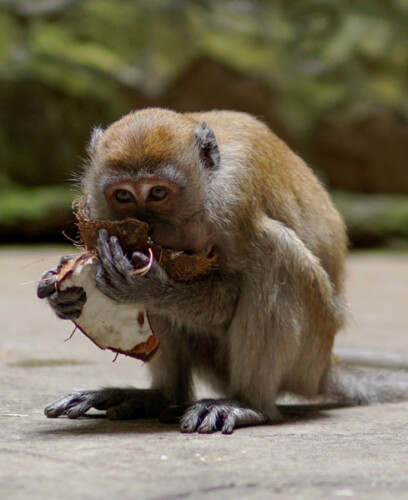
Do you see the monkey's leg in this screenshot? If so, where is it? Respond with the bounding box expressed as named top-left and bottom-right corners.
top-left (44, 388), bottom-right (169, 420)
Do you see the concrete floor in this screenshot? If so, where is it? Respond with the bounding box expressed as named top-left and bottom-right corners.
top-left (1, 248), bottom-right (408, 499)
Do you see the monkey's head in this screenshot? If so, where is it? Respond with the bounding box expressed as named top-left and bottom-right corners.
top-left (82, 109), bottom-right (221, 255)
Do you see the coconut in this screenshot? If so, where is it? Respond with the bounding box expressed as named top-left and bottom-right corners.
top-left (53, 196), bottom-right (217, 362)
top-left (57, 253), bottom-right (159, 362)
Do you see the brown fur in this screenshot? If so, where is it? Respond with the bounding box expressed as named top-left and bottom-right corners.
top-left (83, 109), bottom-right (347, 406)
top-left (42, 108), bottom-right (408, 432)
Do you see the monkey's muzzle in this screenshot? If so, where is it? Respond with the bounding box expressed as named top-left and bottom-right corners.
top-left (75, 195), bottom-right (217, 282)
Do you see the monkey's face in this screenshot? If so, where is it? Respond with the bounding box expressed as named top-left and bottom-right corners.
top-left (102, 175), bottom-right (209, 254)
top-left (83, 110), bottom-right (216, 255)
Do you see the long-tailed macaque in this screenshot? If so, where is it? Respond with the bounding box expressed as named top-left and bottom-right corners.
top-left (37, 108), bottom-right (408, 433)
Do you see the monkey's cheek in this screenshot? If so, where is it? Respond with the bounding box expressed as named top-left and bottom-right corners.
top-left (181, 222), bottom-right (209, 254)
top-left (148, 221), bottom-right (209, 254)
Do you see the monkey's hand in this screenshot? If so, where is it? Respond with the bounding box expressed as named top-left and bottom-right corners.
top-left (180, 399), bottom-right (267, 435)
top-left (44, 388), bottom-right (169, 420)
top-left (37, 256), bottom-right (87, 320)
top-left (94, 229), bottom-right (169, 303)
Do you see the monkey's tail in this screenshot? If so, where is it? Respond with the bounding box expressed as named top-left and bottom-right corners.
top-left (323, 358), bottom-right (408, 406)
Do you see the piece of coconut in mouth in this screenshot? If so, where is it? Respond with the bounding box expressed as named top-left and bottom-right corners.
top-left (57, 252), bottom-right (159, 362)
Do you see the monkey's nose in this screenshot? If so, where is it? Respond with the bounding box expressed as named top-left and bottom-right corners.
top-left (133, 211), bottom-right (149, 224)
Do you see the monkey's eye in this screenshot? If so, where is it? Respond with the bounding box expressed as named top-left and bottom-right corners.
top-left (147, 186), bottom-right (169, 202)
top-left (114, 189), bottom-right (135, 204)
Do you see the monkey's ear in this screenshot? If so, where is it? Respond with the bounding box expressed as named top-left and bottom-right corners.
top-left (195, 122), bottom-right (220, 169)
top-left (87, 126), bottom-right (104, 155)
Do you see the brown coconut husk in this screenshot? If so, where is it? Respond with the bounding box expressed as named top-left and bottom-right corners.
top-left (75, 195), bottom-right (218, 282)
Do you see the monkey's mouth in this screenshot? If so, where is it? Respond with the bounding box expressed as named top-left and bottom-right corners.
top-left (75, 195), bottom-right (217, 282)
top-left (146, 224), bottom-right (213, 257)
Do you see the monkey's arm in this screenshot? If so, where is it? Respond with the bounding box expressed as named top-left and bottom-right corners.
top-left (94, 229), bottom-right (239, 328)
top-left (228, 216), bottom-right (340, 411)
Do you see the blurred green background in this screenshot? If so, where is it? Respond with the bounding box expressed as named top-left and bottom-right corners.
top-left (1, 0), bottom-right (408, 248)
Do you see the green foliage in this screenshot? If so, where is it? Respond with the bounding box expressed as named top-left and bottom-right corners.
top-left (1, 0), bottom-right (407, 128)
top-left (0, 185), bottom-right (74, 225)
top-left (0, 0), bottom-right (408, 195)
top-left (333, 191), bottom-right (408, 247)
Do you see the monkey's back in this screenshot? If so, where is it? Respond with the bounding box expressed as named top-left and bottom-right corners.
top-left (187, 110), bottom-right (347, 293)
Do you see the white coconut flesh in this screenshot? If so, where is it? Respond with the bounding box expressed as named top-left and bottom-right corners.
top-left (57, 254), bottom-right (155, 355)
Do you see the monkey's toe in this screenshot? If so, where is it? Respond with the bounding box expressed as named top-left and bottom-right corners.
top-left (180, 400), bottom-right (226, 434)
top-left (180, 399), bottom-right (267, 434)
top-left (44, 390), bottom-right (97, 418)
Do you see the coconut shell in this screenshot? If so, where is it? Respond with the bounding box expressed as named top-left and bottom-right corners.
top-left (75, 195), bottom-right (217, 282)
top-left (57, 253), bottom-right (159, 362)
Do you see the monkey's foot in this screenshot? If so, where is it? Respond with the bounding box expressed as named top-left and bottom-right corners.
top-left (180, 399), bottom-right (267, 434)
top-left (44, 388), bottom-right (169, 420)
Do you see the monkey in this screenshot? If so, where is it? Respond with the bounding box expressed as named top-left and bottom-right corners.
top-left (37, 108), bottom-right (408, 433)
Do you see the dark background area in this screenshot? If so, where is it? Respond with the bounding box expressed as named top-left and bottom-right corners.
top-left (1, 0), bottom-right (408, 248)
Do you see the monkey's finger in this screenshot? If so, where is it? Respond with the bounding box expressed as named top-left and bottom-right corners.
top-left (59, 254), bottom-right (76, 267)
top-left (96, 229), bottom-right (114, 266)
top-left (37, 254), bottom-right (78, 299)
top-left (109, 236), bottom-right (134, 279)
top-left (47, 287), bottom-right (86, 320)
top-left (50, 301), bottom-right (85, 321)
top-left (109, 235), bottom-right (125, 261)
top-left (96, 240), bottom-right (120, 278)
top-left (49, 287), bottom-right (86, 305)
top-left (131, 251), bottom-right (150, 268)
top-left (37, 272), bottom-right (58, 299)
top-left (132, 251), bottom-right (168, 283)
top-left (94, 264), bottom-right (118, 301)
top-left (96, 230), bottom-right (129, 282)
